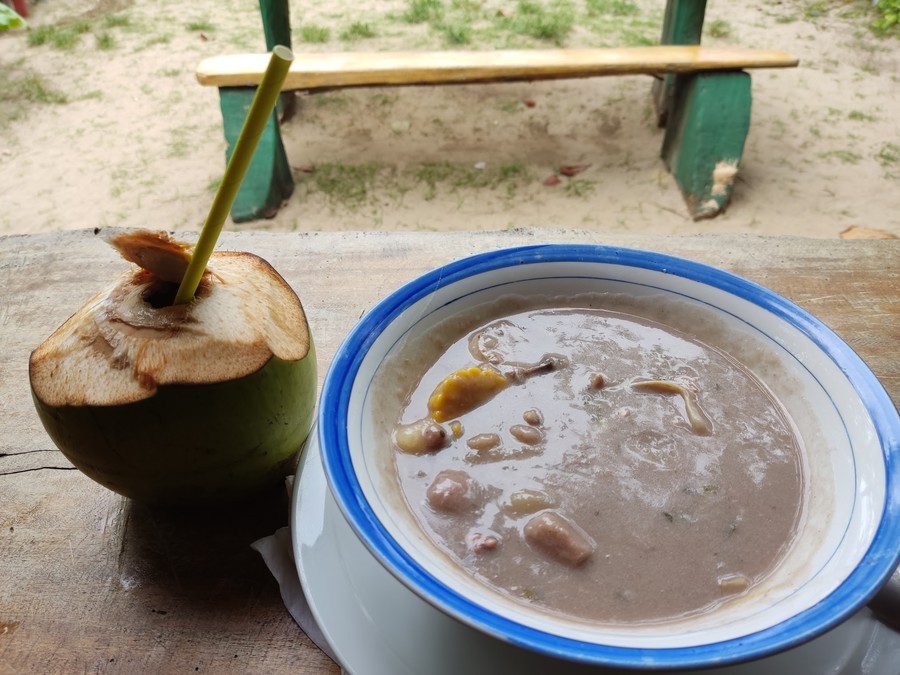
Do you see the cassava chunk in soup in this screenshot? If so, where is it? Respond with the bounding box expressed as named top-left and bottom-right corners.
top-left (391, 307), bottom-right (805, 624)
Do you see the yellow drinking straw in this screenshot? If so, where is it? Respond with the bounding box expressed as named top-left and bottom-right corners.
top-left (174, 45), bottom-right (294, 305)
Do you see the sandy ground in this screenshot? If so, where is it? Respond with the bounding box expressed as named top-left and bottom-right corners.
top-left (1, 0), bottom-right (898, 238)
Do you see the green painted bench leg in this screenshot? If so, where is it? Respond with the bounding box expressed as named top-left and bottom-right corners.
top-left (259, 0), bottom-right (296, 122)
top-left (652, 0), bottom-right (707, 127)
top-left (661, 71), bottom-right (751, 220)
top-left (219, 87), bottom-right (294, 223)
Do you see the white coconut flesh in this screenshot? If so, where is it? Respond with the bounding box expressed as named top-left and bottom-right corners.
top-left (30, 230), bottom-right (311, 407)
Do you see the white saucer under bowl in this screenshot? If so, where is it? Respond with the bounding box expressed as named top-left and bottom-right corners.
top-left (291, 433), bottom-right (900, 675)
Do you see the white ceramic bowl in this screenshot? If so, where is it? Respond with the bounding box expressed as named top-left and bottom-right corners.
top-left (318, 245), bottom-right (900, 669)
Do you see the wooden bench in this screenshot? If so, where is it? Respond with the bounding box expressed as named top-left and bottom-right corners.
top-left (197, 0), bottom-right (798, 223)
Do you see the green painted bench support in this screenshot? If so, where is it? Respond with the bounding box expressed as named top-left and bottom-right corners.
top-left (652, 0), bottom-right (707, 127)
top-left (220, 87), bottom-right (293, 222)
top-left (662, 72), bottom-right (752, 219)
top-left (259, 0), bottom-right (296, 123)
top-left (219, 0), bottom-right (295, 222)
top-left (652, 0), bottom-right (753, 218)
top-left (211, 0), bottom-right (791, 223)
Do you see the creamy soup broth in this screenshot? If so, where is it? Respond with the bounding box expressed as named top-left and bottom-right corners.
top-left (390, 306), bottom-right (805, 624)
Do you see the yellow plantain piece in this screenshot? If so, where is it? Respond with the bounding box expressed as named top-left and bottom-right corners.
top-left (427, 366), bottom-right (508, 422)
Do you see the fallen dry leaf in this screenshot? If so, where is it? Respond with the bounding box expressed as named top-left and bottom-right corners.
top-left (524, 99), bottom-right (536, 108)
top-left (543, 175), bottom-right (561, 186)
top-left (559, 164), bottom-right (590, 177)
top-left (839, 225), bottom-right (897, 240)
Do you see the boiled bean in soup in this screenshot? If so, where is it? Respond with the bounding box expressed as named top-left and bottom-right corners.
top-left (391, 306), bottom-right (805, 624)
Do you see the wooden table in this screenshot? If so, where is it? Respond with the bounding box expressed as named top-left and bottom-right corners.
top-left (1, 229), bottom-right (897, 673)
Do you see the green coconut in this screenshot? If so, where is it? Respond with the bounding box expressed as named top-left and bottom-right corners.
top-left (29, 231), bottom-right (316, 507)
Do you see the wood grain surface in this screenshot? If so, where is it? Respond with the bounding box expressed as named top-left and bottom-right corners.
top-left (0, 229), bottom-right (897, 674)
top-left (196, 47), bottom-right (799, 89)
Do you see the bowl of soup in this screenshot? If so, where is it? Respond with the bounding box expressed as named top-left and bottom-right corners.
top-left (317, 244), bottom-right (900, 669)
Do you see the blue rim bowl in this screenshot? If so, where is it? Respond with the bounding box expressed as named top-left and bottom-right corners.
top-left (318, 244), bottom-right (900, 669)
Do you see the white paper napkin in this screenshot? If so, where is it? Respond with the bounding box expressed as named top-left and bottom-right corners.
top-left (250, 476), bottom-right (346, 673)
top-left (251, 527), bottom-right (344, 666)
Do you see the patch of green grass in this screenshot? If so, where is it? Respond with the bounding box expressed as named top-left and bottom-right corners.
top-left (496, 98), bottom-right (520, 113)
top-left (185, 19), bottom-right (214, 32)
top-left (769, 118), bottom-right (788, 141)
top-left (4, 72), bottom-right (69, 105)
top-left (165, 89), bottom-right (184, 106)
top-left (404, 0), bottom-right (444, 24)
top-left (370, 92), bottom-right (397, 106)
top-left (398, 0), bottom-right (645, 48)
top-left (775, 14), bottom-right (798, 24)
top-left (206, 176), bottom-right (223, 192)
top-left (158, 67), bottom-right (181, 77)
top-left (299, 24), bottom-right (331, 43)
top-left (450, 0), bottom-right (482, 12)
top-left (837, 4), bottom-right (867, 20)
top-left (167, 127), bottom-right (193, 158)
top-left (395, 0), bottom-right (491, 45)
top-left (499, 162), bottom-right (526, 179)
top-left (27, 21), bottom-right (91, 49)
top-left (620, 27), bottom-right (656, 45)
top-left (137, 33), bottom-right (174, 49)
top-left (585, 0), bottom-right (638, 16)
top-left (859, 61), bottom-right (879, 75)
top-left (805, 2), bottom-right (829, 19)
top-left (848, 110), bottom-right (877, 122)
top-left (415, 162), bottom-right (457, 199)
top-left (441, 20), bottom-right (472, 44)
top-left (878, 142), bottom-right (900, 166)
top-left (413, 161), bottom-right (531, 200)
top-left (103, 14), bottom-right (132, 29)
top-left (497, 162), bottom-right (528, 194)
top-left (340, 21), bottom-right (377, 40)
top-left (564, 178), bottom-right (596, 197)
top-left (819, 149), bottom-right (863, 164)
top-left (452, 164), bottom-right (507, 189)
top-left (581, 1), bottom-right (660, 48)
top-left (95, 32), bottom-right (115, 50)
top-left (309, 163), bottom-right (379, 207)
top-left (313, 92), bottom-right (351, 110)
top-left (501, 0), bottom-right (576, 45)
top-left (706, 18), bottom-right (732, 38)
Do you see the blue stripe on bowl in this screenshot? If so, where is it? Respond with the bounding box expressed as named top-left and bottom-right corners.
top-left (319, 244), bottom-right (900, 669)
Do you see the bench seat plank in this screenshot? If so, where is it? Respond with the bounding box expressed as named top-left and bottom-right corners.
top-left (197, 46), bottom-right (798, 90)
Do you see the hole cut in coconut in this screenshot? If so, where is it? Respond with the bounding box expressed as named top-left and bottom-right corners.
top-left (142, 279), bottom-right (180, 309)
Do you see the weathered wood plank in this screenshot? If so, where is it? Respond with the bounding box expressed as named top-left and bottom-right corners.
top-left (196, 47), bottom-right (800, 90)
top-left (0, 230), bottom-right (896, 673)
